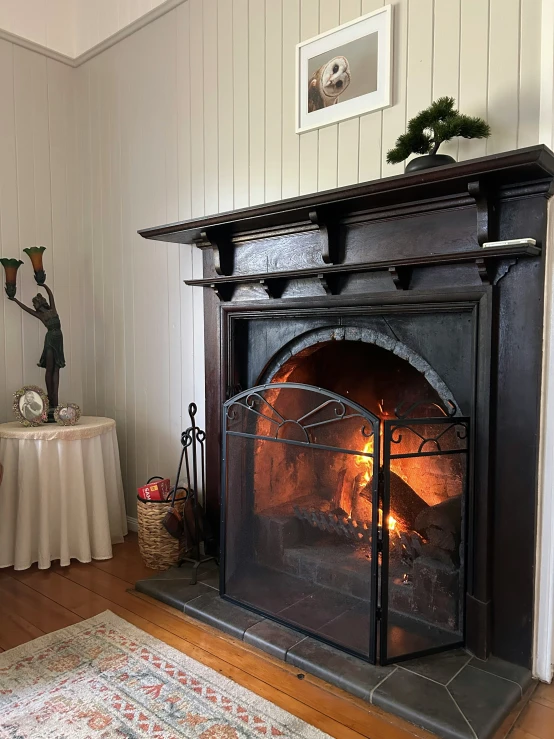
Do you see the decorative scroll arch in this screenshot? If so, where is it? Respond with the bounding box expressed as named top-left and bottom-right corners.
top-left (258, 325), bottom-right (459, 412)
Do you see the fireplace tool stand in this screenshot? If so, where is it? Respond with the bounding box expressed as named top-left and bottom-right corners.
top-left (176, 403), bottom-right (216, 584)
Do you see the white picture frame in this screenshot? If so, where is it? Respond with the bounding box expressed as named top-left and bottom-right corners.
top-left (296, 5), bottom-right (393, 134)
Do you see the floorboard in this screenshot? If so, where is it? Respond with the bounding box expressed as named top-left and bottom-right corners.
top-left (0, 533), bottom-right (551, 739)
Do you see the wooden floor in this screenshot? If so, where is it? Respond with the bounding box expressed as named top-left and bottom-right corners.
top-left (0, 534), bottom-right (552, 739)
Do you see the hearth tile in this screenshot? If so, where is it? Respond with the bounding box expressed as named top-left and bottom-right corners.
top-left (184, 592), bottom-right (263, 638)
top-left (317, 607), bottom-right (371, 656)
top-left (226, 564), bottom-right (316, 613)
top-left (277, 588), bottom-right (352, 632)
top-left (400, 648), bottom-right (471, 685)
top-left (372, 669), bottom-right (474, 739)
top-left (468, 656), bottom-right (532, 694)
top-left (286, 637), bottom-right (393, 701)
top-left (448, 665), bottom-right (522, 738)
top-left (135, 577), bottom-right (214, 610)
top-left (244, 620), bottom-right (306, 660)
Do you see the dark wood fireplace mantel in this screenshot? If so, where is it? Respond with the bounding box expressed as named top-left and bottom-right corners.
top-left (140, 145), bottom-right (554, 669)
top-left (140, 145), bottom-right (554, 246)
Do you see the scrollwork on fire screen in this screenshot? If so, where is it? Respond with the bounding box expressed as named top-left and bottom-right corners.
top-left (224, 383), bottom-right (377, 451)
top-left (388, 398), bottom-right (469, 455)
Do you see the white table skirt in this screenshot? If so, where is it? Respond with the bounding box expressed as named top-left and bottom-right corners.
top-left (0, 417), bottom-right (128, 570)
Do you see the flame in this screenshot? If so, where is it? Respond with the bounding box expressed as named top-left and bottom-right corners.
top-left (378, 508), bottom-right (397, 532)
top-left (355, 439), bottom-right (374, 484)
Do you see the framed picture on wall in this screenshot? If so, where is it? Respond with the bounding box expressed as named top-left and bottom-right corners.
top-left (296, 5), bottom-right (393, 134)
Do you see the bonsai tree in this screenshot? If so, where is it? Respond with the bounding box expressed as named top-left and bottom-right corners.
top-left (386, 97), bottom-right (490, 165)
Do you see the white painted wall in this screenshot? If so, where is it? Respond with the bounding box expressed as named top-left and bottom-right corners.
top-left (0, 39), bottom-right (82, 424)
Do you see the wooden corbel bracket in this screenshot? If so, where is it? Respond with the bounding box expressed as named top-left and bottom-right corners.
top-left (309, 209), bottom-right (340, 265)
top-left (208, 282), bottom-right (236, 302)
top-left (199, 228), bottom-right (235, 276)
top-left (317, 273), bottom-right (342, 295)
top-left (475, 257), bottom-right (517, 286)
top-left (388, 265), bottom-right (413, 290)
top-left (259, 278), bottom-right (287, 299)
top-left (468, 180), bottom-right (496, 247)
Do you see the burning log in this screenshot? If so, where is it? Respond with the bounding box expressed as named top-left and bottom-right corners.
top-left (388, 471), bottom-right (430, 530)
top-left (293, 504), bottom-right (372, 544)
top-left (414, 495), bottom-right (462, 565)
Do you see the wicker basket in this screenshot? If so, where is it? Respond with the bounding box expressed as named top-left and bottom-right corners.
top-left (137, 485), bottom-right (187, 570)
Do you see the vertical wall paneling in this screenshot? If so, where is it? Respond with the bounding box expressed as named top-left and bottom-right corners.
top-left (13, 47), bottom-right (48, 395)
top-left (432, 0), bottom-right (461, 159)
top-left (317, 0), bottom-right (340, 192)
top-left (47, 57), bottom-right (82, 408)
top-left (519, 0), bottom-right (541, 148)
top-left (281, 0), bottom-right (300, 200)
top-left (217, 0), bottom-right (234, 213)
top-left (265, 0), bottom-right (283, 203)
top-left (165, 12), bottom-right (182, 471)
top-left (177, 1), bottom-right (196, 456)
top-left (190, 0), bottom-right (205, 217)
top-left (337, 0), bottom-right (361, 187)
top-left (458, 0), bottom-right (489, 160)
top-left (76, 63), bottom-right (96, 415)
top-left (381, 0), bottom-right (408, 176)
top-left (405, 0), bottom-right (434, 121)
top-left (358, 0), bottom-right (384, 184)
top-left (299, 0), bottom-right (319, 195)
top-left (203, 0), bottom-right (219, 216)
top-left (0, 41), bottom-right (22, 421)
top-left (488, 0), bottom-right (521, 154)
top-left (100, 49), bottom-right (116, 425)
top-left (232, 0), bottom-right (249, 209)
top-left (248, 0), bottom-right (266, 205)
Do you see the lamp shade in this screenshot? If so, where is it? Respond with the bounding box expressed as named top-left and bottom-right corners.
top-left (0, 258), bottom-right (24, 298)
top-left (0, 258), bottom-right (24, 284)
top-left (23, 246), bottom-right (46, 272)
top-left (23, 246), bottom-right (46, 285)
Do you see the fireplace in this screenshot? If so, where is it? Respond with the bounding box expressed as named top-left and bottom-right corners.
top-left (223, 334), bottom-right (469, 664)
top-left (140, 146), bottom-right (554, 673)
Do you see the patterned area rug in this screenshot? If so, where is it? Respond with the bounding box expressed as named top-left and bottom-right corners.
top-left (0, 611), bottom-right (330, 738)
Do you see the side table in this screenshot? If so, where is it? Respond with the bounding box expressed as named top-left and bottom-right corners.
top-left (0, 417), bottom-right (127, 570)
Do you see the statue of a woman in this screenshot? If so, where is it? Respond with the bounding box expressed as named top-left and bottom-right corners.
top-left (9, 284), bottom-right (65, 413)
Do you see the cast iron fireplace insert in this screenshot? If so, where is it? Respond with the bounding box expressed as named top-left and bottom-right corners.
top-left (221, 327), bottom-right (470, 666)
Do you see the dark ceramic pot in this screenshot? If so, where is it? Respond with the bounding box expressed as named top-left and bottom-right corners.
top-left (405, 153), bottom-right (456, 173)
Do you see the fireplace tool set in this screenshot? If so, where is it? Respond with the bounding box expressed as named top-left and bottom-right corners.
top-left (163, 403), bottom-right (216, 582)
top-left (137, 403), bottom-right (215, 579)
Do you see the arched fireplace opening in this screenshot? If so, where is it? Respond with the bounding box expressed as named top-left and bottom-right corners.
top-left (222, 333), bottom-right (468, 664)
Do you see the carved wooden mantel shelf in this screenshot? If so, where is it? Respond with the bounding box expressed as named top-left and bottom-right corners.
top-left (139, 145), bottom-right (554, 300)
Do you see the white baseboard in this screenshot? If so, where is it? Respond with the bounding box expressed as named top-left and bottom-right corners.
top-left (126, 516), bottom-right (138, 533)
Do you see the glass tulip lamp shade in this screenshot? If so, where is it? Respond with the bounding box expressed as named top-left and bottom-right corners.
top-left (23, 246), bottom-right (46, 284)
top-left (0, 258), bottom-right (24, 298)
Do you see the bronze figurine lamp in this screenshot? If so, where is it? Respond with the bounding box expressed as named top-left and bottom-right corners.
top-left (1, 247), bottom-right (65, 422)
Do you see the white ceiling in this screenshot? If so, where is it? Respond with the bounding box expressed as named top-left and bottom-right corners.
top-left (0, 0), bottom-right (168, 58)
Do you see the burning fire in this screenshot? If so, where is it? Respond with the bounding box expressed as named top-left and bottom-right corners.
top-left (334, 437), bottom-right (399, 534)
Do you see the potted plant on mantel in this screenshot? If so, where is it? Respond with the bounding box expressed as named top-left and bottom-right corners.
top-left (387, 97), bottom-right (491, 173)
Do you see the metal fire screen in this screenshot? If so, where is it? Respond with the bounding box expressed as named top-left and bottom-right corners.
top-left (221, 384), bottom-right (469, 665)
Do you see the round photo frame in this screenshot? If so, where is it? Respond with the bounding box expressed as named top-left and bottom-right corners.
top-left (54, 403), bottom-right (81, 426)
top-left (13, 385), bottom-right (49, 427)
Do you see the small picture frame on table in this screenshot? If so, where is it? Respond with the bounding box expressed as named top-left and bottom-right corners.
top-left (13, 385), bottom-right (49, 427)
top-left (54, 403), bottom-right (81, 426)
